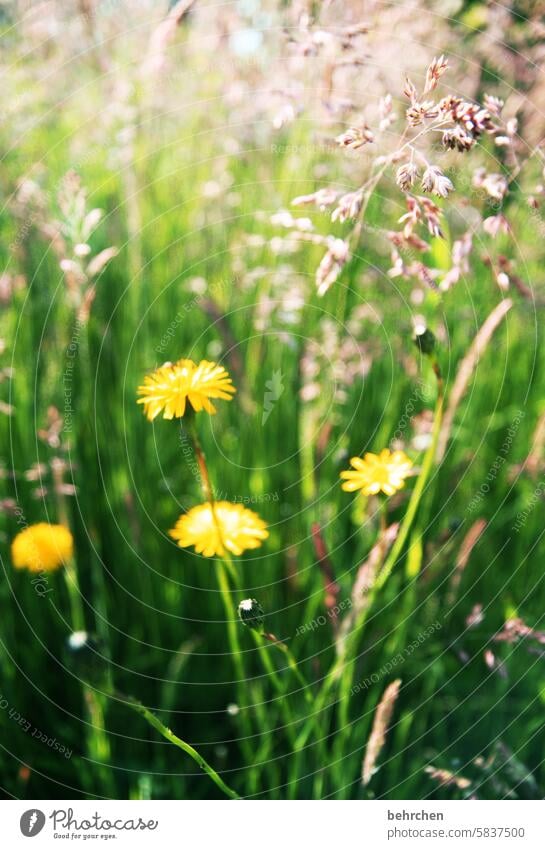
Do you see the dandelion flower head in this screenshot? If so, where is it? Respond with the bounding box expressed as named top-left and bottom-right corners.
top-left (169, 501), bottom-right (268, 557)
top-left (11, 523), bottom-right (73, 572)
top-left (137, 358), bottom-right (236, 421)
top-left (340, 449), bottom-right (413, 497)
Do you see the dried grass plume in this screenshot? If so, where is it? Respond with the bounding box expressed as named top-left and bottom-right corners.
top-left (361, 678), bottom-right (402, 786)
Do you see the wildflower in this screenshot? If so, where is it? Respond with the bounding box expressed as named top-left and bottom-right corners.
top-left (238, 598), bottom-right (265, 631)
top-left (438, 97), bottom-right (493, 138)
top-left (316, 238), bottom-right (349, 296)
top-left (406, 101), bottom-right (438, 127)
top-left (441, 232), bottom-right (473, 290)
top-left (496, 271), bottom-right (510, 290)
top-left (169, 501), bottom-right (269, 557)
top-left (494, 617), bottom-right (545, 645)
top-left (420, 169), bottom-right (436, 193)
top-left (442, 126), bottom-right (474, 152)
top-left (424, 55), bottom-right (448, 94)
top-left (420, 197), bottom-right (444, 238)
top-left (506, 117), bottom-right (518, 137)
top-left (291, 188), bottom-right (339, 210)
top-left (421, 166), bottom-right (453, 198)
top-left (65, 631), bottom-right (102, 679)
top-left (483, 94), bottom-right (504, 116)
top-left (340, 449), bottom-right (413, 497)
top-left (473, 169), bottom-right (508, 201)
top-left (483, 214), bottom-right (510, 238)
top-left (398, 195), bottom-right (422, 236)
top-left (270, 210), bottom-right (314, 231)
top-left (403, 77), bottom-right (418, 102)
top-left (137, 358), bottom-right (236, 421)
top-left (455, 102), bottom-right (493, 137)
top-left (11, 523), bottom-right (73, 572)
top-left (331, 190), bottom-right (363, 222)
top-left (437, 94), bottom-right (462, 120)
top-left (396, 163), bottom-right (419, 191)
top-left (379, 94), bottom-right (394, 131)
top-left (361, 679), bottom-right (402, 786)
top-left (67, 630), bottom-right (91, 651)
top-left (387, 230), bottom-right (428, 252)
top-left (387, 250), bottom-right (408, 280)
top-left (414, 262), bottom-right (441, 290)
top-left (413, 323), bottom-right (436, 355)
top-left (66, 630), bottom-right (100, 657)
top-left (424, 766), bottom-right (471, 790)
top-left (336, 124), bottom-right (374, 149)
top-left (483, 174), bottom-right (508, 201)
top-left (466, 604), bottom-right (484, 628)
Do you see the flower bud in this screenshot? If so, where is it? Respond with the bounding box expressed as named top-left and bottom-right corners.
top-left (413, 323), bottom-right (436, 356)
top-left (238, 598), bottom-right (265, 631)
top-left (67, 630), bottom-right (96, 654)
top-left (65, 631), bottom-right (103, 682)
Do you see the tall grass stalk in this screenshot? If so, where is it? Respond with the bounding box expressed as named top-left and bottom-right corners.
top-left (331, 356), bottom-right (445, 793)
top-left (184, 417), bottom-right (270, 785)
top-left (115, 691), bottom-right (241, 800)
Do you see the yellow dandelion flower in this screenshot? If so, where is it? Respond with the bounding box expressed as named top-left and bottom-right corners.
top-left (137, 358), bottom-right (236, 421)
top-left (11, 523), bottom-right (73, 573)
top-left (340, 449), bottom-right (413, 497)
top-left (169, 501), bottom-right (269, 557)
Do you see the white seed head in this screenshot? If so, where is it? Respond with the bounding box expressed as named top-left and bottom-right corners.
top-left (68, 630), bottom-right (88, 650)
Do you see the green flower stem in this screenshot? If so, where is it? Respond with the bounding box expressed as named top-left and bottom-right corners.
top-left (84, 689), bottom-right (111, 764)
top-left (216, 558), bottom-right (272, 782)
top-left (63, 558), bottom-right (85, 632)
top-left (216, 560), bottom-right (247, 683)
top-left (262, 632), bottom-right (313, 706)
top-left (185, 416), bottom-right (292, 790)
top-left (375, 370), bottom-right (444, 592)
top-left (55, 325), bottom-right (113, 793)
top-left (55, 461), bottom-right (85, 633)
top-left (300, 407), bottom-right (318, 504)
top-left (64, 558), bottom-right (112, 786)
top-left (183, 418), bottom-right (262, 774)
top-left (182, 416), bottom-right (244, 673)
top-left (379, 497), bottom-right (388, 536)
top-left (297, 360), bottom-right (444, 757)
top-left (253, 633), bottom-right (328, 796)
top-left (268, 634), bottom-right (329, 795)
top-left (184, 418), bottom-right (238, 582)
top-left (247, 732), bottom-right (277, 797)
top-left (115, 691), bottom-right (241, 800)
top-left (293, 662), bottom-right (338, 752)
top-left (335, 501), bottom-right (389, 739)
top-left (251, 631), bottom-right (298, 746)
top-left (216, 559), bottom-right (269, 731)
top-left (184, 416), bottom-right (215, 503)
top-left (334, 362), bottom-right (445, 781)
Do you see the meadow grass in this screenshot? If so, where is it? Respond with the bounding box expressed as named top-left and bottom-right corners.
top-left (1, 4), bottom-right (545, 801)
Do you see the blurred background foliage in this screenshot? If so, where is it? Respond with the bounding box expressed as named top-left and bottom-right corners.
top-left (0, 0), bottom-right (545, 799)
